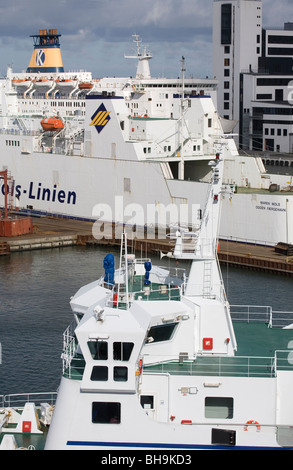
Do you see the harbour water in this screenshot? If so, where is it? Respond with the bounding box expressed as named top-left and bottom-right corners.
top-left (0, 244), bottom-right (292, 396)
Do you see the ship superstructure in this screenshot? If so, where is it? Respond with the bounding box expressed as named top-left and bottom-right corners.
top-left (0, 30), bottom-right (292, 245)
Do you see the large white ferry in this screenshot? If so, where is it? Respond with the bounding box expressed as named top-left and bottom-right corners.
top-left (0, 29), bottom-right (292, 246)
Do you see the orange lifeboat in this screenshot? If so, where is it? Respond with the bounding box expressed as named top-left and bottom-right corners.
top-left (41, 116), bottom-right (64, 132)
top-left (78, 82), bottom-right (93, 90)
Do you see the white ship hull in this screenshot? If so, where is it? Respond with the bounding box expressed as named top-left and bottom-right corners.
top-left (220, 192), bottom-right (293, 246)
top-left (1, 133), bottom-right (292, 246)
top-left (0, 140), bottom-right (208, 227)
top-left (45, 372), bottom-right (289, 450)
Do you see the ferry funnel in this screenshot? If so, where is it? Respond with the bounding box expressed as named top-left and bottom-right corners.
top-left (27, 29), bottom-right (64, 73)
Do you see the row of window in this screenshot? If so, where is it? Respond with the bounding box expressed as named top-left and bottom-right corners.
top-left (5, 140), bottom-right (20, 146)
top-left (88, 341), bottom-right (134, 383)
top-left (268, 35), bottom-right (293, 45)
top-left (19, 99), bottom-right (86, 107)
top-left (91, 396), bottom-right (233, 424)
top-left (91, 365), bottom-right (128, 382)
top-left (265, 128), bottom-right (288, 136)
top-left (88, 325), bottom-right (178, 375)
top-left (88, 341), bottom-right (134, 361)
top-left (50, 101), bottom-right (86, 107)
top-left (139, 84), bottom-right (215, 89)
top-left (268, 47), bottom-right (293, 56)
top-left (253, 107), bottom-right (293, 116)
top-left (87, 325), bottom-right (181, 385)
top-left (88, 326), bottom-right (178, 364)
top-left (257, 78), bottom-right (291, 87)
top-left (143, 144), bottom-right (202, 155)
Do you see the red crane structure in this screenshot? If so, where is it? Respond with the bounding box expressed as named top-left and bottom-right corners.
top-left (0, 169), bottom-right (33, 237)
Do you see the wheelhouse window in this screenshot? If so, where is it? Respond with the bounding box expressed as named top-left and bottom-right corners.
top-left (88, 340), bottom-right (108, 360)
top-left (147, 323), bottom-right (177, 343)
top-left (114, 366), bottom-right (128, 382)
top-left (90, 366), bottom-right (108, 381)
top-left (92, 402), bottom-right (121, 423)
top-left (113, 342), bottom-right (134, 361)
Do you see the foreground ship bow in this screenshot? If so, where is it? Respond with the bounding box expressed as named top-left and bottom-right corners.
top-left (45, 151), bottom-right (293, 450)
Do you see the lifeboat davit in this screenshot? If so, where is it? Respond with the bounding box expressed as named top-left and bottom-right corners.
top-left (41, 117), bottom-right (64, 132)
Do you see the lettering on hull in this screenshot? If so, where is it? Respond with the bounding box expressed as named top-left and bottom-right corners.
top-left (1, 181), bottom-right (77, 205)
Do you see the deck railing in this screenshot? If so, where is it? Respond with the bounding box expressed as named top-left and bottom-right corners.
top-left (142, 355), bottom-right (279, 378)
top-left (230, 305), bottom-right (293, 328)
top-left (1, 392), bottom-right (57, 408)
top-left (106, 285), bottom-right (182, 309)
top-left (230, 305), bottom-right (273, 327)
top-left (62, 320), bottom-right (78, 377)
top-left (275, 350), bottom-right (293, 371)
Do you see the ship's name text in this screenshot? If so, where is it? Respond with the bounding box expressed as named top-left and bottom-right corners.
top-left (255, 200), bottom-right (285, 212)
top-left (1, 181), bottom-right (77, 205)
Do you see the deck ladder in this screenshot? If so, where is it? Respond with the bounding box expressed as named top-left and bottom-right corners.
top-left (203, 260), bottom-right (212, 298)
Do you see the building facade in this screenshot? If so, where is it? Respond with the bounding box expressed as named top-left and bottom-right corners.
top-left (213, 0), bottom-right (293, 153)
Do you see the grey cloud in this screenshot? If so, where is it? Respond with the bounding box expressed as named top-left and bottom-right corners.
top-left (0, 0), bottom-right (291, 78)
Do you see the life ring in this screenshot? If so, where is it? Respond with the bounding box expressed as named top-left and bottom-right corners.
top-left (244, 420), bottom-right (261, 432)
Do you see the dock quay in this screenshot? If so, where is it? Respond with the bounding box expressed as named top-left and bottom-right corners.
top-left (0, 216), bottom-right (292, 276)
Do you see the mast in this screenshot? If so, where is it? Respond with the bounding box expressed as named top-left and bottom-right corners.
top-left (125, 34), bottom-right (152, 79)
top-left (178, 56), bottom-right (186, 180)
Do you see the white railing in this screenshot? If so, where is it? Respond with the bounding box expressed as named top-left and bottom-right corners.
top-left (230, 305), bottom-right (273, 327)
top-left (0, 128), bottom-right (41, 136)
top-left (106, 285), bottom-right (182, 309)
top-left (1, 392), bottom-right (57, 408)
top-left (230, 305), bottom-right (293, 328)
top-left (271, 312), bottom-right (293, 329)
top-left (275, 350), bottom-right (293, 371)
top-left (62, 320), bottom-right (78, 376)
top-left (142, 351), bottom-right (293, 378)
top-left (182, 281), bottom-right (227, 303)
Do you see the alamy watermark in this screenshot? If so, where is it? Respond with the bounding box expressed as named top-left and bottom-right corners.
top-left (92, 196), bottom-right (201, 240)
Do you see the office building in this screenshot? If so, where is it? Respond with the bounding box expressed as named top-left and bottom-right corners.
top-left (213, 0), bottom-right (293, 153)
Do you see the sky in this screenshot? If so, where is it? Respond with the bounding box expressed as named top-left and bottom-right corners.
top-left (0, 0), bottom-right (292, 79)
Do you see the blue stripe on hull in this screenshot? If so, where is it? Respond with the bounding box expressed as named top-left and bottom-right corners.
top-left (66, 440), bottom-right (291, 450)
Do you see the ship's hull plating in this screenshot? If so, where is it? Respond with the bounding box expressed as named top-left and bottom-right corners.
top-left (1, 147), bottom-right (292, 246)
top-left (44, 375), bottom-right (292, 450)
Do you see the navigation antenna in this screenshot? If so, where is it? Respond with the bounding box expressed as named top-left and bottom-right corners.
top-left (125, 34), bottom-right (152, 79)
top-left (133, 33), bottom-right (142, 56)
